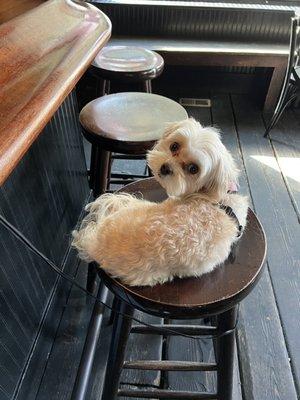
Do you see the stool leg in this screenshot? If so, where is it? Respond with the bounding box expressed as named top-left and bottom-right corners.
top-left (71, 283), bottom-right (108, 400)
top-left (142, 80), bottom-right (152, 93)
top-left (86, 262), bottom-right (98, 294)
top-left (101, 300), bottom-right (134, 400)
top-left (89, 144), bottom-right (98, 190)
top-left (86, 148), bottom-right (110, 293)
top-left (87, 148), bottom-right (111, 291)
top-left (107, 295), bottom-right (119, 325)
top-left (146, 80), bottom-right (152, 93)
top-left (92, 147), bottom-right (111, 198)
top-left (103, 79), bottom-right (111, 96)
top-left (216, 307), bottom-right (238, 400)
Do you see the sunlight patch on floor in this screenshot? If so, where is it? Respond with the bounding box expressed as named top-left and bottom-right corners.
top-left (251, 155), bottom-right (300, 184)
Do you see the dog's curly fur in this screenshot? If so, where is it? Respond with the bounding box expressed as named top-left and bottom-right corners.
top-left (72, 118), bottom-right (248, 286)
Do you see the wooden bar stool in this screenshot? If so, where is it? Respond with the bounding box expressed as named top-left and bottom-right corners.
top-left (79, 92), bottom-right (188, 197)
top-left (97, 178), bottom-right (266, 400)
top-left (91, 45), bottom-right (164, 95)
top-left (90, 46), bottom-right (165, 182)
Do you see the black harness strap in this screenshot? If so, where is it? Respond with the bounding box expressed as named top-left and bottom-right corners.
top-left (219, 204), bottom-right (243, 237)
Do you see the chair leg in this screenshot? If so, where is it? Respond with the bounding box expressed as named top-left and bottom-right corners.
top-left (71, 283), bottom-right (108, 400)
top-left (89, 144), bottom-right (98, 190)
top-left (146, 80), bottom-right (152, 93)
top-left (101, 299), bottom-right (134, 400)
top-left (107, 295), bottom-right (119, 325)
top-left (87, 148), bottom-right (111, 291)
top-left (142, 80), bottom-right (152, 93)
top-left (103, 79), bottom-right (111, 96)
top-left (216, 307), bottom-right (238, 400)
top-left (92, 146), bottom-right (111, 198)
top-left (264, 90), bottom-right (297, 137)
top-left (86, 262), bottom-right (98, 294)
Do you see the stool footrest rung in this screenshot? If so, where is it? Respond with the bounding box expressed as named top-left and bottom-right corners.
top-left (109, 179), bottom-right (136, 185)
top-left (123, 360), bottom-right (217, 371)
top-left (118, 388), bottom-right (218, 399)
top-left (112, 154), bottom-right (146, 160)
top-left (111, 172), bottom-right (147, 179)
top-left (131, 324), bottom-right (217, 336)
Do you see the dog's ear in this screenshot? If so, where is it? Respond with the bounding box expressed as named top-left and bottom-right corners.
top-left (202, 135), bottom-right (239, 200)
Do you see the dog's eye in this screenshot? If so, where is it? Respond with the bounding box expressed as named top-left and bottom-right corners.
top-left (170, 142), bottom-right (180, 152)
top-left (188, 163), bottom-right (199, 174)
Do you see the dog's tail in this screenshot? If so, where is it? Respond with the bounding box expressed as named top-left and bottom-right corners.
top-left (71, 193), bottom-right (138, 262)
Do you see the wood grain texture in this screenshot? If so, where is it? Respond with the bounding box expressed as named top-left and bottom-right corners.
top-left (230, 94), bottom-right (299, 399)
top-left (0, 0), bottom-right (111, 186)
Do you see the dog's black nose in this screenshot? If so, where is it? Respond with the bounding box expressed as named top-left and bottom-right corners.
top-left (160, 163), bottom-right (172, 176)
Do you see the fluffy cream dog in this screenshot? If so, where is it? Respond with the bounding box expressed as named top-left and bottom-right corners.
top-left (72, 118), bottom-right (248, 286)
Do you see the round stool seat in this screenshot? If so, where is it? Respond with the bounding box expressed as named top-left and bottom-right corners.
top-left (92, 46), bottom-right (164, 81)
top-left (80, 92), bottom-right (188, 153)
top-left (98, 178), bottom-right (266, 319)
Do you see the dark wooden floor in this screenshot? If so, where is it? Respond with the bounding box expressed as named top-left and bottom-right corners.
top-left (34, 94), bottom-right (300, 400)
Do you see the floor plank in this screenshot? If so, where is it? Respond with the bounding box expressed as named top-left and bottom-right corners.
top-left (231, 94), bottom-right (299, 399)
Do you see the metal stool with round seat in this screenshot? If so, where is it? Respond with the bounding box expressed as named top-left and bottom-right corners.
top-left (96, 178), bottom-right (266, 400)
top-left (91, 45), bottom-right (164, 95)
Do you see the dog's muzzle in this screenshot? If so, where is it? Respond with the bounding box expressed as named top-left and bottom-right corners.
top-left (160, 163), bottom-right (173, 176)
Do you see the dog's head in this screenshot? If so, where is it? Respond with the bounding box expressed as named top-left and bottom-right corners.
top-left (147, 118), bottom-right (238, 200)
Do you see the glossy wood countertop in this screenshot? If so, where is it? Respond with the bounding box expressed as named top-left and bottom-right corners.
top-left (0, 0), bottom-right (111, 185)
top-left (0, 0), bottom-right (44, 24)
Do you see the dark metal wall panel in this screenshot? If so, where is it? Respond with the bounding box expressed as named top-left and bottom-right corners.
top-left (0, 91), bottom-right (89, 399)
top-left (97, 3), bottom-right (293, 43)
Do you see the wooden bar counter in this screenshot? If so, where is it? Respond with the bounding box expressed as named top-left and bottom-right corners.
top-left (0, 2), bottom-right (110, 398)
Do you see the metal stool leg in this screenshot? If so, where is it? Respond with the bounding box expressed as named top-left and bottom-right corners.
top-left (86, 262), bottom-right (98, 295)
top-left (101, 299), bottom-right (134, 400)
top-left (103, 79), bottom-right (110, 96)
top-left (71, 282), bottom-right (109, 400)
top-left (86, 148), bottom-right (111, 290)
top-left (142, 80), bottom-right (152, 93)
top-left (92, 147), bottom-right (111, 198)
top-left (107, 295), bottom-right (119, 325)
top-left (265, 91), bottom-right (298, 136)
top-left (86, 148), bottom-right (111, 291)
top-left (264, 17), bottom-right (300, 137)
top-left (216, 307), bottom-right (238, 400)
top-left (89, 144), bottom-right (98, 190)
